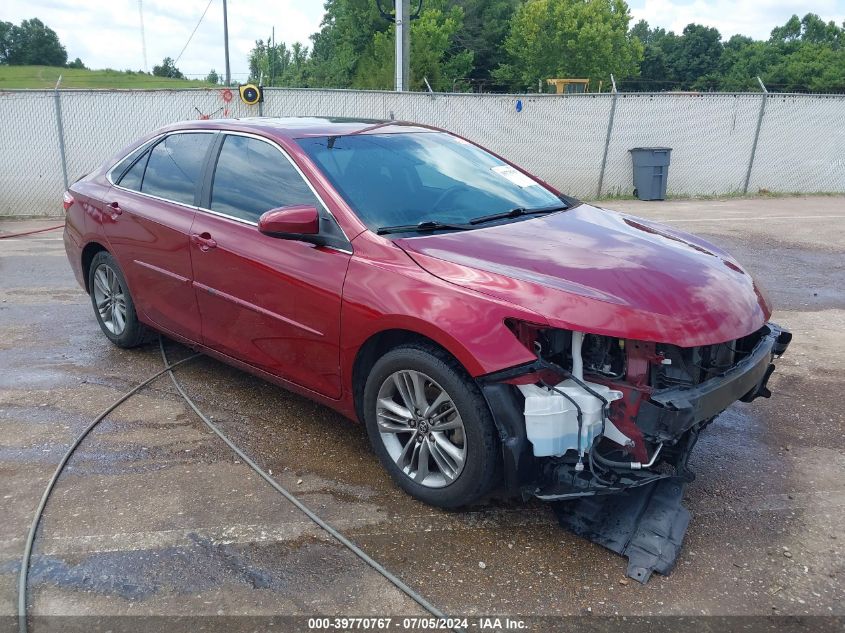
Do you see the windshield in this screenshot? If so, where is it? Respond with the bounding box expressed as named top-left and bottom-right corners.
top-left (296, 132), bottom-right (567, 232)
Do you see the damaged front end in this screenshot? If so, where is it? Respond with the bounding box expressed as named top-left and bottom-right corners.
top-left (479, 321), bottom-right (791, 581)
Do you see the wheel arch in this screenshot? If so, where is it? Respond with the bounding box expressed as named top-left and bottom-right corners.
top-left (351, 328), bottom-right (472, 424)
top-left (81, 241), bottom-right (110, 293)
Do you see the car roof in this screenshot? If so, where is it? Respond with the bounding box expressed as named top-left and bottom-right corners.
top-left (163, 117), bottom-right (438, 139)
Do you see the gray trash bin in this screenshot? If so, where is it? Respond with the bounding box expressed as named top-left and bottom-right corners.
top-left (629, 147), bottom-right (671, 201)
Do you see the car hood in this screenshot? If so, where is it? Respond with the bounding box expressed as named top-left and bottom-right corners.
top-left (395, 204), bottom-right (771, 347)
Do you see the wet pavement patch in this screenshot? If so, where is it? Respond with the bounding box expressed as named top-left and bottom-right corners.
top-left (16, 537), bottom-right (368, 603)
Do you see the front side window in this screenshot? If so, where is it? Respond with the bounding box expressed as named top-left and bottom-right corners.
top-left (141, 133), bottom-right (214, 205)
top-left (210, 134), bottom-right (319, 222)
top-left (296, 132), bottom-right (566, 232)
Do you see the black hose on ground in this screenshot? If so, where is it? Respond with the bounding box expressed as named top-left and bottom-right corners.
top-left (157, 338), bottom-right (457, 628)
top-left (17, 353), bottom-right (200, 633)
top-left (0, 224), bottom-right (65, 239)
top-left (19, 337), bottom-right (459, 632)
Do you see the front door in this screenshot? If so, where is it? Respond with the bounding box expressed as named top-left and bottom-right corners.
top-left (189, 133), bottom-right (351, 398)
top-left (104, 131), bottom-right (216, 340)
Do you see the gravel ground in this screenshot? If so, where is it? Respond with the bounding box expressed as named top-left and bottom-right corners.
top-left (0, 196), bottom-right (843, 629)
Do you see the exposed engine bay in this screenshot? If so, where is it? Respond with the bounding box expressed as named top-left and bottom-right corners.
top-left (479, 322), bottom-right (791, 582)
top-left (482, 320), bottom-right (791, 499)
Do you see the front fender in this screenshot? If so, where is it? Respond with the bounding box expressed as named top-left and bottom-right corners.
top-left (339, 248), bottom-right (546, 392)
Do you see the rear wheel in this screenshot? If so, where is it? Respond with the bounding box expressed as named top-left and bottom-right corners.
top-left (363, 344), bottom-right (498, 508)
top-left (88, 251), bottom-right (148, 348)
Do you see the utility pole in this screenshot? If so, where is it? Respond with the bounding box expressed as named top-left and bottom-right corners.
top-left (394, 0), bottom-right (410, 91)
top-left (223, 0), bottom-right (231, 86)
top-left (270, 26), bottom-right (275, 87)
top-left (138, 0), bottom-right (148, 72)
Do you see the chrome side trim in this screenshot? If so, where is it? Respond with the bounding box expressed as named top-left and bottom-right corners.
top-left (133, 259), bottom-right (191, 284)
top-left (192, 205), bottom-right (258, 227)
top-left (193, 281), bottom-right (324, 337)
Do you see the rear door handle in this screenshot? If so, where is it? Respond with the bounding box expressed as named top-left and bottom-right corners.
top-left (190, 232), bottom-right (217, 252)
top-left (107, 201), bottom-right (122, 219)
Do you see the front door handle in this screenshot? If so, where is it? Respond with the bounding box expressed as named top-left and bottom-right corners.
top-left (190, 232), bottom-right (217, 252)
top-left (107, 201), bottom-right (122, 220)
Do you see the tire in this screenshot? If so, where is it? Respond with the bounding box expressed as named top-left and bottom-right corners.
top-left (362, 343), bottom-right (498, 508)
top-left (87, 251), bottom-right (149, 348)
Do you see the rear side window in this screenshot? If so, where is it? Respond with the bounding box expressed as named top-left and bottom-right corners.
top-left (210, 134), bottom-right (318, 222)
top-left (141, 133), bottom-right (214, 205)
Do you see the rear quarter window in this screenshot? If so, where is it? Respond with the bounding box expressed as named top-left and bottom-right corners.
top-left (117, 151), bottom-right (149, 191)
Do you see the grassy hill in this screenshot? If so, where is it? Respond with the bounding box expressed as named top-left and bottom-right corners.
top-left (0, 65), bottom-right (219, 89)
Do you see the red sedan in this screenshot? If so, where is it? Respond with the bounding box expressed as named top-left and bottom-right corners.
top-left (63, 118), bottom-right (790, 508)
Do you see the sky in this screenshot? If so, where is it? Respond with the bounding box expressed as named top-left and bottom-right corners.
top-left (3, 0), bottom-right (845, 79)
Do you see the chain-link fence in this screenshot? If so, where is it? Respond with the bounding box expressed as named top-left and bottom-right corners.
top-left (1, 87), bottom-right (843, 217)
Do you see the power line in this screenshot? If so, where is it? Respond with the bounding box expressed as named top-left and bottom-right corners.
top-left (174, 0), bottom-right (215, 66)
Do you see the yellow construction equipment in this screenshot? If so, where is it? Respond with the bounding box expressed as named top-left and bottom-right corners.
top-left (546, 78), bottom-right (601, 94)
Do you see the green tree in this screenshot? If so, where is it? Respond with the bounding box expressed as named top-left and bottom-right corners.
top-left (671, 23), bottom-right (723, 89)
top-left (495, 0), bottom-right (643, 91)
top-left (765, 43), bottom-right (845, 92)
top-left (18, 18), bottom-right (67, 65)
top-left (67, 57), bottom-right (86, 69)
top-left (769, 15), bottom-right (802, 44)
top-left (452, 0), bottom-right (519, 90)
top-left (796, 13), bottom-right (842, 46)
top-left (0, 21), bottom-right (15, 64)
top-left (763, 13), bottom-right (845, 92)
top-left (205, 69), bottom-right (220, 84)
top-left (716, 35), bottom-right (774, 91)
top-left (308, 0), bottom-right (388, 88)
top-left (353, 0), bottom-right (472, 91)
top-left (248, 39), bottom-right (311, 86)
top-left (626, 20), bottom-right (676, 90)
top-left (152, 57), bottom-right (184, 79)
top-left (1, 18), bottom-right (67, 66)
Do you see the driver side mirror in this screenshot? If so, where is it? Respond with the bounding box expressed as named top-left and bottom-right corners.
top-left (258, 205), bottom-right (319, 238)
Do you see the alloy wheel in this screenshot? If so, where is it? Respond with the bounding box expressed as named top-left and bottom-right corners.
top-left (375, 370), bottom-right (467, 488)
top-left (92, 263), bottom-right (127, 335)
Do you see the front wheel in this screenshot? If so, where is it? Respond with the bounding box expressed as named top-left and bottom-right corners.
top-left (362, 344), bottom-right (498, 508)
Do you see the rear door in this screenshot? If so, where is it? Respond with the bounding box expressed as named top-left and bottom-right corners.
top-left (189, 132), bottom-right (351, 398)
top-left (105, 131), bottom-right (216, 340)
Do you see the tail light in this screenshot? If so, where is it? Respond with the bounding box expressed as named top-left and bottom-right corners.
top-left (62, 191), bottom-right (74, 212)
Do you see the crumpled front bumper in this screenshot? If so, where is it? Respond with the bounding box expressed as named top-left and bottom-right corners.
top-left (480, 321), bottom-right (792, 584)
top-left (636, 323), bottom-right (792, 443)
